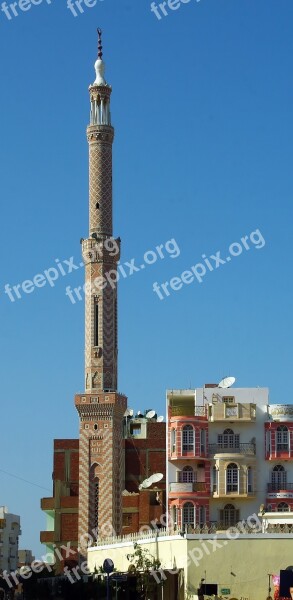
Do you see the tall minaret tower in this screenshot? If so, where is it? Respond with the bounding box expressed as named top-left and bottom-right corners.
top-left (75, 30), bottom-right (127, 555)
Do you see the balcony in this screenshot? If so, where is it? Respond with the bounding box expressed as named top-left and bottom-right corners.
top-left (212, 489), bottom-right (256, 499)
top-left (208, 443), bottom-right (256, 456)
top-left (209, 403), bottom-right (256, 422)
top-left (169, 482), bottom-right (210, 495)
top-left (40, 531), bottom-right (55, 544)
top-left (268, 405), bottom-right (293, 422)
top-left (41, 497), bottom-right (55, 510)
top-left (170, 401), bottom-right (207, 420)
top-left (265, 446), bottom-right (293, 460)
top-left (267, 483), bottom-right (293, 499)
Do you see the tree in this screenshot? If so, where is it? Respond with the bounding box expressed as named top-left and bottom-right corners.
top-left (127, 542), bottom-right (164, 600)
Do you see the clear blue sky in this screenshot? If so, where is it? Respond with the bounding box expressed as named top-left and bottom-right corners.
top-left (0, 0), bottom-right (292, 557)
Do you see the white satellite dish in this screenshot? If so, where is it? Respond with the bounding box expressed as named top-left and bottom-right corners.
top-left (146, 410), bottom-right (156, 419)
top-left (218, 376), bottom-right (236, 389)
top-left (129, 409), bottom-right (134, 417)
top-left (157, 416), bottom-right (164, 422)
top-left (124, 409), bottom-right (131, 417)
top-left (138, 477), bottom-right (152, 491)
top-left (148, 473), bottom-right (163, 485)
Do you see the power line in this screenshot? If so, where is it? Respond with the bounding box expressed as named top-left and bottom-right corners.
top-left (0, 467), bottom-right (51, 492)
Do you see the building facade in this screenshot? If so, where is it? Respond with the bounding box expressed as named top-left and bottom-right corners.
top-left (41, 418), bottom-right (166, 556)
top-left (40, 440), bottom-right (79, 571)
top-left (122, 417), bottom-right (166, 534)
top-left (0, 507), bottom-right (21, 574)
top-left (167, 385), bottom-right (293, 531)
top-left (18, 549), bottom-right (35, 567)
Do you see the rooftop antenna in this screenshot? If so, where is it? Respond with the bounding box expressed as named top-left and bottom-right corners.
top-left (97, 28), bottom-right (103, 59)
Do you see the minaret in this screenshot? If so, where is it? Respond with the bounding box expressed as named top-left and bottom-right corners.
top-left (75, 30), bottom-right (127, 555)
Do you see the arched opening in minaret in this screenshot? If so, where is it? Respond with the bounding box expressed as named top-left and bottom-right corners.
top-left (89, 463), bottom-right (100, 534)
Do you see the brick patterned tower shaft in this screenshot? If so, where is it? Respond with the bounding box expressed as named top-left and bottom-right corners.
top-left (75, 32), bottom-right (127, 556)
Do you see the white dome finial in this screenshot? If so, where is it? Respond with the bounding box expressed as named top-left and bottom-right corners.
top-left (94, 28), bottom-right (106, 85)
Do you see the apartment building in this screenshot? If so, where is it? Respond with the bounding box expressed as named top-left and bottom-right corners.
top-left (40, 440), bottom-right (79, 572)
top-left (167, 384), bottom-right (293, 531)
top-left (0, 506), bottom-right (21, 573)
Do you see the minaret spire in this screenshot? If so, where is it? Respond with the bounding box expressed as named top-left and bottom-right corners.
top-left (97, 27), bottom-right (103, 59)
top-left (75, 33), bottom-right (127, 555)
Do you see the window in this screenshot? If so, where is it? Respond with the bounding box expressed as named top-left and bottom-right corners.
top-left (199, 506), bottom-right (206, 527)
top-left (182, 425), bottom-right (194, 452)
top-left (277, 426), bottom-right (289, 451)
top-left (277, 502), bottom-right (290, 512)
top-left (247, 466), bottom-right (253, 493)
top-left (272, 465), bottom-right (287, 491)
top-left (171, 428), bottom-right (176, 453)
top-left (179, 466), bottom-right (194, 483)
top-left (212, 466), bottom-right (218, 493)
top-left (219, 504), bottom-right (240, 527)
top-left (182, 502), bottom-right (195, 527)
top-left (94, 303), bottom-right (99, 347)
top-left (226, 463), bottom-right (238, 493)
top-left (130, 424), bottom-right (141, 436)
top-left (222, 397), bottom-right (235, 404)
top-left (122, 514), bottom-right (133, 526)
top-left (218, 429), bottom-right (240, 449)
top-left (200, 429), bottom-right (206, 453)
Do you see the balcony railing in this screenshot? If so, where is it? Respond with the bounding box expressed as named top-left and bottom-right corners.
top-left (267, 483), bottom-right (293, 492)
top-left (209, 403), bottom-right (256, 422)
top-left (169, 482), bottom-right (209, 494)
top-left (208, 443), bottom-right (256, 455)
top-left (171, 405), bottom-right (207, 418)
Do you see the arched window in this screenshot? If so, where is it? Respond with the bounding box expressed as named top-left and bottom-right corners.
top-left (218, 429), bottom-right (240, 449)
top-left (272, 465), bottom-right (287, 491)
top-left (226, 463), bottom-right (238, 493)
top-left (182, 425), bottom-right (194, 453)
top-left (277, 502), bottom-right (290, 512)
top-left (89, 463), bottom-right (100, 532)
top-left (182, 502), bottom-right (195, 527)
top-left (277, 426), bottom-right (289, 451)
top-left (180, 466), bottom-right (194, 483)
top-left (219, 504), bottom-right (240, 527)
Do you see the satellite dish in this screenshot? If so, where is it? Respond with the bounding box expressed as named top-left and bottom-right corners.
top-left (148, 473), bottom-right (163, 485)
top-left (218, 376), bottom-right (236, 389)
top-left (129, 409), bottom-right (134, 417)
top-left (146, 410), bottom-right (156, 419)
top-left (136, 411), bottom-right (142, 416)
top-left (157, 416), bottom-right (164, 422)
top-left (124, 409), bottom-right (131, 417)
top-left (138, 478), bottom-right (152, 491)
